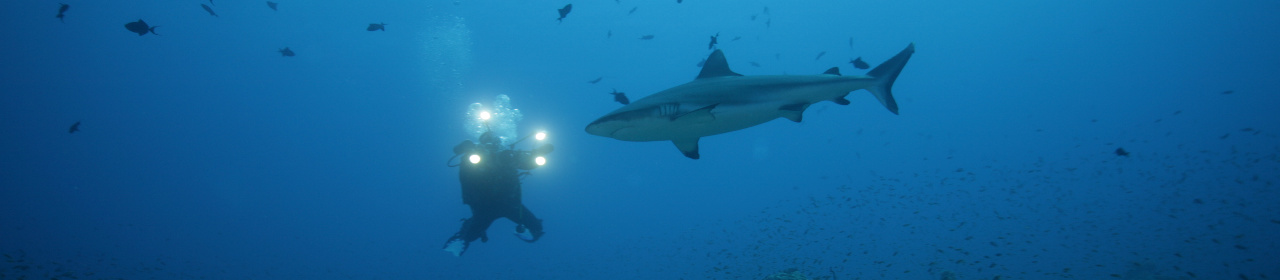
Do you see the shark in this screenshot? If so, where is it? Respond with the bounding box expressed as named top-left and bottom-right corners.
top-left (585, 43), bottom-right (914, 159)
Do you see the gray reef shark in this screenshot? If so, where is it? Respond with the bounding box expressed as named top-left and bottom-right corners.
top-left (585, 43), bottom-right (915, 159)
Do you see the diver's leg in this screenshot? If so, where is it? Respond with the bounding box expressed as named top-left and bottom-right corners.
top-left (508, 204), bottom-right (544, 242)
top-left (443, 208), bottom-right (499, 256)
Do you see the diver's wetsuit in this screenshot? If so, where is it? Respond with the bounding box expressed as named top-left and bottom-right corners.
top-left (444, 141), bottom-right (545, 255)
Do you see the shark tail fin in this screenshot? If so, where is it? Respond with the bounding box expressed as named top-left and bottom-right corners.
top-left (865, 43), bottom-right (914, 115)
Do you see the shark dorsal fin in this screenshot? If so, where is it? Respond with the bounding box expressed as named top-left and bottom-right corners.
top-left (696, 50), bottom-right (742, 80)
top-left (823, 67), bottom-right (841, 76)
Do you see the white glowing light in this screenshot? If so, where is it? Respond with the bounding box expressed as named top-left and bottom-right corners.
top-left (469, 154), bottom-right (481, 164)
top-left (535, 132), bottom-right (547, 141)
top-left (479, 111), bottom-right (491, 121)
top-left (534, 156), bottom-right (546, 166)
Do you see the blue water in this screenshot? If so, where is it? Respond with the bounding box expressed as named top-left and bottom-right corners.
top-left (3, 0), bottom-right (1279, 279)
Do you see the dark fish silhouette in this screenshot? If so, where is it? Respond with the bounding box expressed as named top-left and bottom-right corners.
top-left (279, 47), bottom-right (294, 57)
top-left (56, 3), bottom-right (69, 23)
top-left (814, 51), bottom-right (826, 61)
top-left (557, 4), bottom-right (572, 22)
top-left (609, 89), bottom-right (630, 105)
top-left (68, 121), bottom-right (80, 133)
top-left (639, 34), bottom-right (654, 40)
top-left (201, 4), bottom-right (218, 17)
top-left (587, 77), bottom-right (603, 84)
top-left (1222, 90), bottom-right (1234, 95)
top-left (628, 7), bottom-right (637, 15)
top-left (124, 20), bottom-right (159, 36)
top-left (367, 23), bottom-right (386, 31)
top-left (1114, 147), bottom-right (1129, 157)
top-left (209, 0), bottom-right (215, 6)
top-left (731, 36), bottom-right (740, 42)
top-left (267, 1), bottom-right (278, 11)
top-left (849, 57), bottom-right (869, 69)
top-left (708, 33), bottom-right (719, 50)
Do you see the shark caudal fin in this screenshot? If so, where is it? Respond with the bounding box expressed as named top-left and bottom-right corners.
top-left (865, 43), bottom-right (915, 115)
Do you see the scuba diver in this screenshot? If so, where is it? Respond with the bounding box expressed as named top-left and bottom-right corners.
top-left (443, 127), bottom-right (553, 257)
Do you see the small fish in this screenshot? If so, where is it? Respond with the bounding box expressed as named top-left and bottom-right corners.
top-left (814, 51), bottom-right (826, 61)
top-left (68, 121), bottom-right (80, 133)
top-left (588, 77), bottom-right (603, 84)
top-left (708, 33), bottom-right (719, 50)
top-left (367, 23), bottom-right (386, 31)
top-left (267, 1), bottom-right (278, 11)
top-left (1221, 90), bottom-right (1234, 95)
top-left (557, 4), bottom-right (572, 22)
top-left (56, 3), bottom-right (69, 23)
top-left (639, 34), bottom-right (654, 40)
top-left (628, 7), bottom-right (637, 15)
top-left (849, 57), bottom-right (869, 69)
top-left (201, 4), bottom-right (218, 17)
top-left (1114, 147), bottom-right (1129, 157)
top-left (278, 47), bottom-right (294, 57)
top-left (609, 89), bottom-right (630, 105)
top-left (124, 20), bottom-right (159, 36)
top-left (731, 36), bottom-right (740, 42)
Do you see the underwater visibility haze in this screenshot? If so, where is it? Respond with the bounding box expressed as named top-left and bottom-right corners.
top-left (2, 0), bottom-right (1279, 279)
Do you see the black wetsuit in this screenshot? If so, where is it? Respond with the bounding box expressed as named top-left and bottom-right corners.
top-left (445, 143), bottom-right (544, 255)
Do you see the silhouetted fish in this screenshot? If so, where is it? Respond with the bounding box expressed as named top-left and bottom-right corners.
top-left (68, 121), bottom-right (80, 133)
top-left (1114, 148), bottom-right (1129, 157)
top-left (1221, 90), bottom-right (1234, 95)
top-left (639, 34), bottom-right (654, 40)
top-left (609, 89), bottom-right (630, 105)
top-left (814, 51), bottom-right (826, 61)
top-left (708, 33), bottom-right (719, 50)
top-left (588, 77), bottom-right (603, 84)
top-left (557, 4), bottom-right (572, 22)
top-left (367, 23), bottom-right (386, 31)
top-left (201, 4), bottom-right (218, 17)
top-left (628, 7), bottom-right (637, 15)
top-left (124, 20), bottom-right (159, 36)
top-left (731, 36), bottom-right (740, 42)
top-left (267, 1), bottom-right (278, 11)
top-left (279, 47), bottom-right (294, 57)
top-left (56, 3), bottom-right (69, 23)
top-left (849, 57), bottom-right (869, 69)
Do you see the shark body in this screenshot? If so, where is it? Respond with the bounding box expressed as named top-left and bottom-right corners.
top-left (585, 43), bottom-right (915, 159)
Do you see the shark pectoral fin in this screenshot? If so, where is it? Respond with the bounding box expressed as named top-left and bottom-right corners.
top-left (672, 138), bottom-right (700, 159)
top-left (779, 103), bottom-right (809, 122)
top-left (673, 104), bottom-right (718, 123)
top-left (822, 67), bottom-right (841, 76)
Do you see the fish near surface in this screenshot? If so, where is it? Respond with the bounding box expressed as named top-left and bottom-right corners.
top-left (279, 47), bottom-right (294, 57)
top-left (367, 23), bottom-right (386, 31)
top-left (267, 1), bottom-right (278, 11)
top-left (124, 20), bottom-right (159, 36)
top-left (585, 43), bottom-right (915, 159)
top-left (201, 4), bottom-right (218, 17)
top-left (557, 4), bottom-right (572, 22)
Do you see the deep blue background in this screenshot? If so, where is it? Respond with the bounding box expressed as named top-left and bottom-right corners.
top-left (3, 0), bottom-right (1279, 279)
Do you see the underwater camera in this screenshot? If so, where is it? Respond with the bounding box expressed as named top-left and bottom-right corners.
top-left (448, 109), bottom-right (553, 169)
